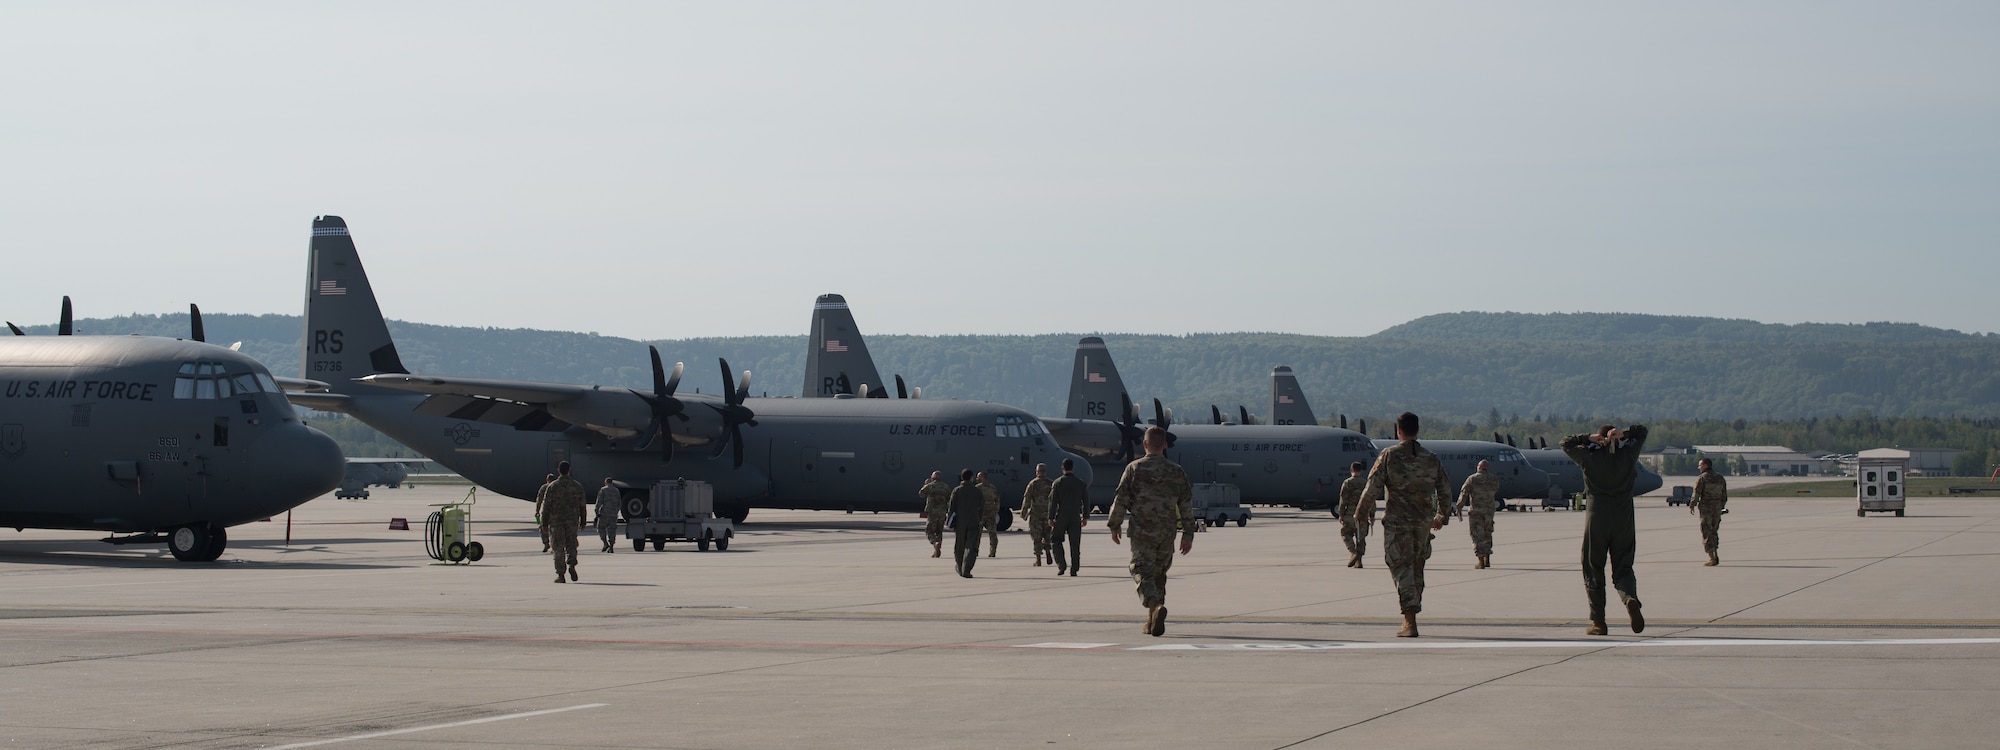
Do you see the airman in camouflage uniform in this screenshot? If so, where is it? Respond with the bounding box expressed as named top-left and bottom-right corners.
top-left (918, 471), bottom-right (951, 558)
top-left (1692, 458), bottom-right (1727, 566)
top-left (1360, 412), bottom-right (1452, 637)
top-left (1456, 460), bottom-right (1502, 568)
top-left (1337, 461), bottom-right (1373, 568)
top-left (532, 473), bottom-right (554, 553)
top-left (1109, 427), bottom-right (1201, 637)
top-left (1020, 464), bottom-right (1054, 566)
top-left (977, 471), bottom-right (1001, 557)
top-left (539, 461), bottom-right (588, 583)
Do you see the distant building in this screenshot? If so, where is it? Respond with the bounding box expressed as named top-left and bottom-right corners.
top-left (1682, 445), bottom-right (1832, 476)
top-left (1857, 447), bottom-right (1963, 477)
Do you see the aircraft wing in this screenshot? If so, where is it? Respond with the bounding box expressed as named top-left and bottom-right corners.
top-left (346, 457), bottom-right (431, 467)
top-left (355, 373), bottom-right (718, 443)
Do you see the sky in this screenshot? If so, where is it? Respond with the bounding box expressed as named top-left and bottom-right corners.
top-left (3, 2), bottom-right (1995, 340)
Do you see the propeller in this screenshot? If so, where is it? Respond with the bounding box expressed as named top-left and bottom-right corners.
top-left (1506, 434), bottom-right (1517, 447)
top-left (895, 375), bottom-right (908, 399)
top-left (1338, 414), bottom-right (1349, 430)
top-left (189, 304), bottom-right (205, 342)
top-left (1114, 391), bottom-right (1144, 462)
top-left (1358, 418), bottom-right (1368, 437)
top-left (58, 296), bottom-right (72, 336)
top-left (634, 346), bottom-right (690, 462)
top-left (705, 357), bottom-right (758, 468)
top-left (1152, 398), bottom-right (1178, 448)
top-left (1493, 432), bottom-right (1504, 444)
top-left (1240, 405), bottom-right (1255, 426)
top-left (1211, 405), bottom-right (1225, 425)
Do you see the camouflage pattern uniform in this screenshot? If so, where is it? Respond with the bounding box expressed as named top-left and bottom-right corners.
top-left (541, 476), bottom-right (588, 579)
top-left (1337, 474), bottom-right (1374, 558)
top-left (919, 478), bottom-right (952, 546)
top-left (1456, 471), bottom-right (1502, 558)
top-left (1021, 476), bottom-right (1053, 564)
top-left (1108, 454), bottom-right (1201, 610)
top-left (1360, 440), bottom-right (1452, 615)
top-left (1694, 468), bottom-right (1727, 558)
top-left (593, 484), bottom-right (620, 552)
top-left (533, 481), bottom-right (551, 552)
top-left (979, 479), bottom-right (1001, 556)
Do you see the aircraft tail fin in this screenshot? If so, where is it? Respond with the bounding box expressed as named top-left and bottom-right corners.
top-left (802, 294), bottom-right (888, 398)
top-left (301, 216), bottom-right (409, 395)
top-left (1269, 366), bottom-right (1318, 426)
top-left (1065, 337), bottom-right (1132, 420)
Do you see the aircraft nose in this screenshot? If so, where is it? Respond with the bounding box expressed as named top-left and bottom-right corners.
top-left (1063, 450), bottom-right (1094, 485)
top-left (267, 423), bottom-right (347, 502)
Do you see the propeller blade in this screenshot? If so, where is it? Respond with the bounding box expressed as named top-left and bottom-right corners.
top-left (1240, 406), bottom-right (1253, 426)
top-left (1507, 434), bottom-right (1517, 447)
top-left (189, 304), bottom-right (205, 342)
top-left (1493, 432), bottom-right (1503, 444)
top-left (6, 322), bottom-right (22, 336)
top-left (859, 383), bottom-right (870, 398)
top-left (1211, 405), bottom-right (1224, 425)
top-left (1339, 414), bottom-right (1349, 430)
top-left (912, 386), bottom-right (922, 399)
top-left (732, 425), bottom-right (745, 467)
top-left (737, 368), bottom-right (752, 402)
top-left (1116, 391), bottom-right (1139, 462)
top-left (650, 347), bottom-right (669, 394)
top-left (1358, 418), bottom-right (1367, 436)
top-left (895, 375), bottom-right (908, 399)
top-left (58, 296), bottom-right (72, 336)
top-left (1152, 398), bottom-right (1177, 448)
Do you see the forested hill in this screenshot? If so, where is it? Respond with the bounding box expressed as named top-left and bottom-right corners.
top-left (29, 311), bottom-right (2000, 424)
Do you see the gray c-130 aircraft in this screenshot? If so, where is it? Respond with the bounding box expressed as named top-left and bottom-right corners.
top-left (289, 216), bottom-right (1087, 522)
top-left (1, 300), bottom-right (344, 561)
top-left (1263, 364), bottom-right (1552, 500)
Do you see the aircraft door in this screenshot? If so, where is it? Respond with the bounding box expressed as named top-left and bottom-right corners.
top-left (801, 446), bottom-right (818, 482)
top-left (546, 440), bottom-right (569, 470)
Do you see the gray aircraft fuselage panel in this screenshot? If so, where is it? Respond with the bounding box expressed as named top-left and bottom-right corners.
top-left (1369, 439), bottom-right (1553, 500)
top-left (1521, 447), bottom-right (1665, 498)
top-left (0, 336), bottom-right (344, 533)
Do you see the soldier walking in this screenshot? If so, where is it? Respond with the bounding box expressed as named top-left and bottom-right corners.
top-left (948, 469), bottom-right (985, 577)
top-left (918, 470), bottom-right (952, 558)
top-left (977, 471), bottom-right (1001, 557)
top-left (1693, 458), bottom-right (1728, 566)
top-left (1021, 464), bottom-right (1054, 566)
top-left (1108, 427), bottom-right (1200, 637)
top-left (1562, 424), bottom-right (1650, 635)
top-left (594, 477), bottom-right (620, 553)
top-left (1360, 412), bottom-right (1452, 637)
top-left (1048, 458), bottom-right (1089, 576)
top-left (1337, 461), bottom-right (1373, 568)
top-left (1456, 459), bottom-right (1501, 568)
top-left (539, 462), bottom-right (587, 583)
top-left (533, 473), bottom-right (555, 553)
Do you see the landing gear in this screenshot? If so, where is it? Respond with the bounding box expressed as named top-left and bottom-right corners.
top-left (998, 508), bottom-right (1014, 532)
top-left (167, 523), bottom-right (225, 562)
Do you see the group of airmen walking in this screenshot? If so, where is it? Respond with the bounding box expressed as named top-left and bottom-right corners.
top-left (1338, 413), bottom-right (1727, 637)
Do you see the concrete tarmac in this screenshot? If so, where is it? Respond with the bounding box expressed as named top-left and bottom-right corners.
top-left (2, 486), bottom-right (1995, 749)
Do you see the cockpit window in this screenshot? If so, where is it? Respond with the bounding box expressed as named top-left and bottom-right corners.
top-left (174, 361), bottom-right (278, 400)
top-left (993, 414), bottom-right (1046, 438)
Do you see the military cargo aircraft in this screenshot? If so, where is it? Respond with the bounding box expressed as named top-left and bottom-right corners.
top-left (288, 216), bottom-right (1087, 523)
top-left (1037, 338), bottom-right (1379, 509)
top-left (1520, 443), bottom-right (1665, 503)
top-left (335, 458), bottom-right (431, 499)
top-left (1262, 365), bottom-right (1552, 500)
top-left (1, 300), bottom-right (345, 561)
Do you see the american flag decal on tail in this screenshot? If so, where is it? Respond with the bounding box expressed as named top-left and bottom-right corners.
top-left (1277, 395), bottom-right (1294, 403)
top-left (824, 339), bottom-right (848, 352)
top-left (1087, 372), bottom-right (1106, 383)
top-left (318, 280), bottom-right (347, 296)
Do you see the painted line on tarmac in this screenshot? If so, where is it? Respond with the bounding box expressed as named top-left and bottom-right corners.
top-left (1015, 642), bottom-right (1121, 649)
top-left (260, 703), bottom-right (607, 749)
top-left (1132, 637), bottom-right (2000, 651)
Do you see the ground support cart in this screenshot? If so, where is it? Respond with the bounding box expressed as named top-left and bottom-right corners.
top-left (625, 479), bottom-right (735, 551)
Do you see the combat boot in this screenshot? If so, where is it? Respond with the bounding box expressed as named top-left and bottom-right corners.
top-left (568, 565), bottom-right (578, 582)
top-left (987, 542), bottom-right (996, 558)
top-left (554, 574), bottom-right (566, 584)
top-left (1034, 557), bottom-right (1042, 567)
top-left (931, 542), bottom-right (941, 558)
top-left (1347, 553), bottom-right (1360, 568)
top-left (1586, 621), bottom-right (1607, 636)
top-left (1143, 606), bottom-right (1159, 635)
top-left (1625, 598), bottom-right (1645, 633)
top-left (1477, 555), bottom-right (1489, 569)
top-left (1705, 552), bottom-right (1718, 566)
top-left (1150, 606), bottom-right (1168, 637)
top-left (1396, 613), bottom-right (1418, 638)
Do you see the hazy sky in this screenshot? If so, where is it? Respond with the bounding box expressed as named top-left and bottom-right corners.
top-left (4, 2), bottom-right (1995, 340)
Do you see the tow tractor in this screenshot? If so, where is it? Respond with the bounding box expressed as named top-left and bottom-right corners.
top-left (625, 479), bottom-right (735, 551)
top-left (1193, 483), bottom-right (1252, 527)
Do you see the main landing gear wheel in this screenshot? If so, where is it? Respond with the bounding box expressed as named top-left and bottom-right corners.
top-left (998, 508), bottom-right (1014, 532)
top-left (723, 506), bottom-right (749, 525)
top-left (168, 523), bottom-right (224, 562)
